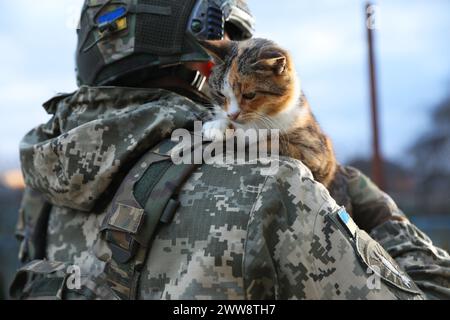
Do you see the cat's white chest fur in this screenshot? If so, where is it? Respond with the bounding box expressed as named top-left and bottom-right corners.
top-left (202, 109), bottom-right (230, 141)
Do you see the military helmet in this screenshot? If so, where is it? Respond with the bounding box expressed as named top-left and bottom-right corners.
top-left (76, 0), bottom-right (255, 87)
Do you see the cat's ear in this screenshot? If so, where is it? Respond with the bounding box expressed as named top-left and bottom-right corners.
top-left (252, 50), bottom-right (287, 76)
top-left (198, 39), bottom-right (234, 64)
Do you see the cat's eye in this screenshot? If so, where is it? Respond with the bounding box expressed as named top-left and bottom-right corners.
top-left (242, 92), bottom-right (257, 100)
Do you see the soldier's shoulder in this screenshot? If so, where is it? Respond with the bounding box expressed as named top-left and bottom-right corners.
top-left (271, 156), bottom-right (317, 180)
top-left (240, 156), bottom-right (335, 215)
top-left (204, 156), bottom-right (317, 185)
top-left (262, 156), bottom-right (326, 193)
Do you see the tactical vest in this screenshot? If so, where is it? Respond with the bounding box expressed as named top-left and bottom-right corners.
top-left (10, 139), bottom-right (201, 300)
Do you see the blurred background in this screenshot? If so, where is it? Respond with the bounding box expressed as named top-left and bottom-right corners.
top-left (0, 0), bottom-right (449, 299)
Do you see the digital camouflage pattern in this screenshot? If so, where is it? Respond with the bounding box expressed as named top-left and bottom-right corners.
top-left (371, 221), bottom-right (450, 300)
top-left (345, 166), bottom-right (450, 299)
top-left (20, 86), bottom-right (204, 212)
top-left (13, 87), bottom-right (449, 300)
top-left (137, 156), bottom-right (422, 300)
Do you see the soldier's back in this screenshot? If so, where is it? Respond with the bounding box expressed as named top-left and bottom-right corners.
top-left (12, 88), bottom-right (424, 300)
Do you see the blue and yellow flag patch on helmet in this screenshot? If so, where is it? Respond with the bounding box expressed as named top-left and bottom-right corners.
top-left (97, 6), bottom-right (128, 34)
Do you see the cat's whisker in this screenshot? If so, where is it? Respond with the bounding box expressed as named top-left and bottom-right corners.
top-left (251, 112), bottom-right (291, 148)
top-left (243, 113), bottom-right (292, 155)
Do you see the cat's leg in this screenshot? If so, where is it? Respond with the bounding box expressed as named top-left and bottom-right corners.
top-left (202, 106), bottom-right (231, 141)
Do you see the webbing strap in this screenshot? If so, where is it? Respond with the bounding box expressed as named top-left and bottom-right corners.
top-left (101, 139), bottom-right (202, 299)
top-left (136, 162), bottom-right (201, 246)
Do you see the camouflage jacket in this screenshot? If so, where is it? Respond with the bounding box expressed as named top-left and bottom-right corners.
top-left (12, 86), bottom-right (449, 300)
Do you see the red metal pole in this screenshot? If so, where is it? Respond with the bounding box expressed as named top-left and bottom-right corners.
top-left (366, 2), bottom-right (385, 190)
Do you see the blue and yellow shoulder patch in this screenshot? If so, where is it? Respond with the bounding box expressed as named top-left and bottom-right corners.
top-left (337, 209), bottom-right (358, 238)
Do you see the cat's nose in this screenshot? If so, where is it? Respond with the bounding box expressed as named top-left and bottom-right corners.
top-left (229, 112), bottom-right (241, 121)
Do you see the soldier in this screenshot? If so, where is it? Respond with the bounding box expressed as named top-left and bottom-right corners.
top-left (11, 0), bottom-right (449, 300)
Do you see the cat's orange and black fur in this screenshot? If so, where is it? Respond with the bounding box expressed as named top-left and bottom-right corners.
top-left (201, 38), bottom-right (351, 212)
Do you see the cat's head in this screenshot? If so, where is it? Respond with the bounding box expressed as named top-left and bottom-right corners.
top-left (200, 38), bottom-right (300, 122)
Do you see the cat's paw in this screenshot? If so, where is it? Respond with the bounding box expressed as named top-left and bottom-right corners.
top-left (203, 119), bottom-right (230, 141)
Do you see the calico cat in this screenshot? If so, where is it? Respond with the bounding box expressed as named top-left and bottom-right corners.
top-left (200, 38), bottom-right (352, 213)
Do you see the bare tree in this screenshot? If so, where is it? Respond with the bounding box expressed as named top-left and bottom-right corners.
top-left (411, 94), bottom-right (450, 215)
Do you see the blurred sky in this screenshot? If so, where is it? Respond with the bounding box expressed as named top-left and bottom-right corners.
top-left (0, 0), bottom-right (449, 170)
